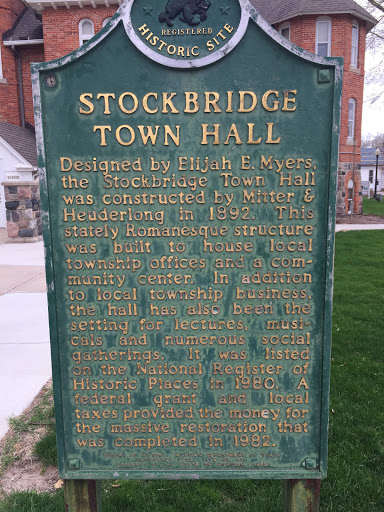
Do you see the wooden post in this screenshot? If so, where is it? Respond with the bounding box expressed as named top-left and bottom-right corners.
top-left (64, 480), bottom-right (102, 512)
top-left (283, 480), bottom-right (320, 512)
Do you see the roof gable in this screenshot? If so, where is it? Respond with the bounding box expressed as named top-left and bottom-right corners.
top-left (0, 123), bottom-right (37, 167)
top-left (361, 148), bottom-right (384, 166)
top-left (250, 0), bottom-right (377, 30)
top-left (2, 7), bottom-right (43, 43)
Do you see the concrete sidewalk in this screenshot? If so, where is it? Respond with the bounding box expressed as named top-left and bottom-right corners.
top-left (335, 223), bottom-right (384, 231)
top-left (0, 231), bottom-right (51, 438)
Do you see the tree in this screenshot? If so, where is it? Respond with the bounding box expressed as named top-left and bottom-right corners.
top-left (366, 0), bottom-right (384, 53)
top-left (367, 0), bottom-right (384, 14)
top-left (357, 0), bottom-right (384, 103)
top-left (361, 132), bottom-right (384, 147)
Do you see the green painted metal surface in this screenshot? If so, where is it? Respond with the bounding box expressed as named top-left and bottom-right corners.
top-left (32, 0), bottom-right (342, 480)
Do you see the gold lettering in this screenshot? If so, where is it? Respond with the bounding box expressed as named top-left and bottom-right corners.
top-left (116, 125), bottom-right (135, 146)
top-left (164, 125), bottom-right (180, 146)
top-left (93, 125), bottom-right (111, 146)
top-left (162, 93), bottom-right (179, 114)
top-left (224, 124), bottom-right (242, 145)
top-left (97, 93), bottom-right (116, 115)
top-left (184, 92), bottom-right (199, 113)
top-left (282, 90), bottom-right (297, 111)
top-left (201, 124), bottom-right (220, 145)
top-left (204, 92), bottom-right (222, 113)
top-left (118, 92), bottom-right (139, 114)
top-left (262, 90), bottom-right (279, 112)
top-left (142, 93), bottom-right (158, 114)
top-left (266, 123), bottom-right (281, 144)
top-left (239, 91), bottom-right (257, 113)
top-left (79, 93), bottom-right (94, 114)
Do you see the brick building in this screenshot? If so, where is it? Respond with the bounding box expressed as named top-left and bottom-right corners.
top-left (0, 0), bottom-right (378, 232)
top-left (251, 0), bottom-right (377, 215)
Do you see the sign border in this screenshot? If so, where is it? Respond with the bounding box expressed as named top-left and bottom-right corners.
top-left (32, 0), bottom-right (343, 480)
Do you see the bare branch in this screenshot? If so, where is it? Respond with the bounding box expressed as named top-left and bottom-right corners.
top-left (371, 30), bottom-right (384, 39)
top-left (362, 133), bottom-right (384, 147)
top-left (367, 0), bottom-right (384, 14)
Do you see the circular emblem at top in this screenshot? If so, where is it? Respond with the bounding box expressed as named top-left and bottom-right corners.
top-left (124, 0), bottom-right (248, 68)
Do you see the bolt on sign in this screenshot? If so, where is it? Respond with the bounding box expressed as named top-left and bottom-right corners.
top-left (32, 0), bottom-right (342, 481)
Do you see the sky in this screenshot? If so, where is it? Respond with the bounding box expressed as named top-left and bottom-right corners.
top-left (362, 102), bottom-right (384, 137)
top-left (357, 0), bottom-right (384, 138)
top-left (362, 52), bottom-right (384, 138)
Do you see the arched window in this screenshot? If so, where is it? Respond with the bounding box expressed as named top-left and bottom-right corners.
top-left (348, 98), bottom-right (356, 140)
top-left (316, 17), bottom-right (331, 57)
top-left (279, 23), bottom-right (290, 41)
top-left (351, 22), bottom-right (359, 68)
top-left (103, 17), bottom-right (112, 27)
top-left (79, 18), bottom-right (94, 46)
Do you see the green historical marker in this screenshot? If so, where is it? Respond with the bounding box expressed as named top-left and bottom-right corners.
top-left (32, 0), bottom-right (342, 485)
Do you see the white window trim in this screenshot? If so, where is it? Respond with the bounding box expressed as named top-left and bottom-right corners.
top-left (348, 98), bottom-right (356, 141)
top-left (0, 45), bottom-right (3, 79)
top-left (79, 18), bottom-right (94, 46)
top-left (351, 22), bottom-right (359, 68)
top-left (316, 17), bottom-right (332, 57)
top-left (279, 23), bottom-right (291, 41)
top-left (103, 17), bottom-right (112, 28)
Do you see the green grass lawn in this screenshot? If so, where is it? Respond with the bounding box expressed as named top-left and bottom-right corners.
top-left (363, 197), bottom-right (384, 217)
top-left (1, 231), bottom-right (384, 511)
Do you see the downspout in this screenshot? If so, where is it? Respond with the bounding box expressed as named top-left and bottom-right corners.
top-left (11, 45), bottom-right (25, 128)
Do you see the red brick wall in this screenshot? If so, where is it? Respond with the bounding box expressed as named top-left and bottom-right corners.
top-left (0, 0), bottom-right (26, 125)
top-left (338, 18), bottom-right (366, 165)
top-left (0, 0), bottom-right (24, 28)
top-left (42, 6), bottom-right (117, 61)
top-left (20, 46), bottom-right (45, 126)
top-left (0, 46), bottom-right (21, 125)
top-left (0, 45), bottom-right (44, 126)
top-left (1, 3), bottom-right (116, 127)
top-left (276, 14), bottom-right (367, 163)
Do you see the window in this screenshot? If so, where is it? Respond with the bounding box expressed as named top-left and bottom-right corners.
top-left (369, 170), bottom-right (373, 183)
top-left (79, 19), bottom-right (94, 46)
top-left (103, 17), bottom-right (112, 27)
top-left (348, 99), bottom-right (356, 140)
top-left (316, 18), bottom-right (331, 57)
top-left (351, 23), bottom-right (358, 67)
top-left (279, 23), bottom-right (290, 41)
